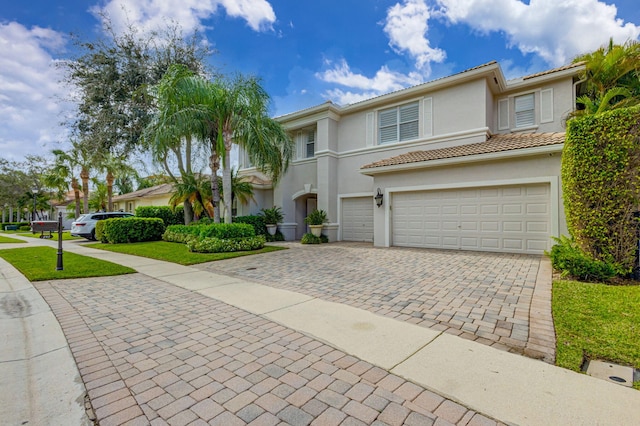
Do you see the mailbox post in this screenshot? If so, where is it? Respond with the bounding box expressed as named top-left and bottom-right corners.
top-left (56, 212), bottom-right (63, 271)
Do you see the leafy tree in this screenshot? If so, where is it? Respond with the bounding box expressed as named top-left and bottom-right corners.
top-left (60, 20), bottom-right (212, 157)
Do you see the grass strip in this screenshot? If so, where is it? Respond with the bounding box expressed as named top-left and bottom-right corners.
top-left (553, 279), bottom-right (640, 389)
top-left (18, 232), bottom-right (81, 241)
top-left (0, 235), bottom-right (26, 243)
top-left (0, 246), bottom-right (135, 281)
top-left (86, 240), bottom-right (287, 265)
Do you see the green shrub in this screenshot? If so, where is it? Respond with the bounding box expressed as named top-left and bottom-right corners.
top-left (234, 215), bottom-right (267, 235)
top-left (304, 209), bottom-right (328, 225)
top-left (266, 231), bottom-right (285, 242)
top-left (199, 223), bottom-right (255, 239)
top-left (301, 233), bottom-right (329, 244)
top-left (135, 206), bottom-right (184, 226)
top-left (259, 206), bottom-right (284, 224)
top-left (163, 224), bottom-right (201, 243)
top-left (187, 235), bottom-right (266, 253)
top-left (563, 106), bottom-right (640, 274)
top-left (19, 225), bottom-right (31, 231)
top-left (548, 236), bottom-right (616, 282)
top-left (95, 221), bottom-right (106, 242)
top-left (191, 217), bottom-right (214, 225)
top-left (102, 217), bottom-right (165, 244)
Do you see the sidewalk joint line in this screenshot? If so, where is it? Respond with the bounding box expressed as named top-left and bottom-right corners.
top-left (389, 330), bottom-right (445, 371)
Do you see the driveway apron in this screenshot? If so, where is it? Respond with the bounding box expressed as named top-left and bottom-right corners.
top-left (35, 273), bottom-right (502, 426)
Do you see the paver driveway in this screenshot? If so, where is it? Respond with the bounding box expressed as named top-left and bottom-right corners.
top-left (35, 274), bottom-right (502, 426)
top-left (194, 243), bottom-right (545, 355)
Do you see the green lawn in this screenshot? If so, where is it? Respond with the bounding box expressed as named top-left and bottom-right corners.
top-left (0, 246), bottom-right (135, 281)
top-left (553, 279), bottom-right (640, 389)
top-left (86, 240), bottom-right (287, 265)
top-left (0, 235), bottom-right (26, 243)
top-left (18, 231), bottom-right (82, 241)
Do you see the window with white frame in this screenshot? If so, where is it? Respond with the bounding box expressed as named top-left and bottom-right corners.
top-left (514, 93), bottom-right (535, 128)
top-left (306, 130), bottom-right (315, 158)
top-left (378, 101), bottom-right (419, 144)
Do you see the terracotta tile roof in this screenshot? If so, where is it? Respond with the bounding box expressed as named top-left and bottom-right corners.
top-left (112, 183), bottom-right (174, 201)
top-left (361, 132), bottom-right (565, 169)
top-left (521, 62), bottom-right (584, 80)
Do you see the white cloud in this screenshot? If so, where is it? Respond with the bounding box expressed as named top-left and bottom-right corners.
top-left (435, 0), bottom-right (640, 65)
top-left (316, 59), bottom-right (424, 105)
top-left (92, 0), bottom-right (276, 36)
top-left (383, 0), bottom-right (446, 71)
top-left (0, 22), bottom-right (71, 161)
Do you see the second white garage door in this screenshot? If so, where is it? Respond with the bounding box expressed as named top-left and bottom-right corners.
top-left (341, 197), bottom-right (374, 242)
top-left (392, 184), bottom-right (551, 254)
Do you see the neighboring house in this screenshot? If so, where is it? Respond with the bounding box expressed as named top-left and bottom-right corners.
top-left (238, 60), bottom-right (585, 255)
top-left (112, 183), bottom-right (174, 213)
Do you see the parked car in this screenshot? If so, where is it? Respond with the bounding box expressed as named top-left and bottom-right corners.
top-left (70, 212), bottom-right (134, 240)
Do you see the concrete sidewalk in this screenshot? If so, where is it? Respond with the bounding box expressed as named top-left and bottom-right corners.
top-left (2, 235), bottom-right (640, 425)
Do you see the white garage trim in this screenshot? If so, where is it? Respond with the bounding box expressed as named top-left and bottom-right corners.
top-left (383, 176), bottom-right (559, 248)
top-left (338, 193), bottom-right (374, 241)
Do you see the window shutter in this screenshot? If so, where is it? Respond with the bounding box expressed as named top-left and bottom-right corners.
top-left (515, 93), bottom-right (535, 127)
top-left (365, 112), bottom-right (374, 147)
top-left (498, 98), bottom-right (509, 130)
top-left (422, 97), bottom-right (433, 137)
top-left (540, 88), bottom-right (553, 123)
top-left (399, 101), bottom-right (419, 141)
top-left (296, 131), bottom-right (304, 159)
top-left (379, 108), bottom-right (398, 144)
top-left (306, 131), bottom-right (315, 158)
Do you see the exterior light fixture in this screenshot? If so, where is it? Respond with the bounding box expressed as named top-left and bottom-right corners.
top-left (374, 188), bottom-right (383, 208)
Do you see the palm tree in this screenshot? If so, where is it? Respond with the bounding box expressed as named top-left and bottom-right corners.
top-left (572, 39), bottom-right (640, 116)
top-left (45, 148), bottom-right (85, 218)
top-left (89, 180), bottom-right (108, 211)
top-left (98, 153), bottom-right (138, 211)
top-left (143, 64), bottom-right (219, 223)
top-left (210, 74), bottom-right (294, 223)
top-left (217, 168), bottom-right (255, 220)
top-left (169, 173), bottom-right (213, 222)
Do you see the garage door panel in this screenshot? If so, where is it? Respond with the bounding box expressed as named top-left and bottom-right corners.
top-left (392, 184), bottom-right (551, 254)
top-left (342, 197), bottom-right (374, 242)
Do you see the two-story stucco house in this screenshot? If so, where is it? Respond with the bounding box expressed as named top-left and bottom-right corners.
top-left (237, 60), bottom-right (585, 255)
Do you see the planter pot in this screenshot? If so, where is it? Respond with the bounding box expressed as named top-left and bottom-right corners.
top-left (266, 224), bottom-right (277, 236)
top-left (309, 225), bottom-right (323, 237)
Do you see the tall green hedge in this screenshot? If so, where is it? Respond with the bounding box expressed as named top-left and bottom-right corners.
top-left (100, 217), bottom-right (165, 244)
top-left (135, 206), bottom-right (184, 226)
top-left (562, 106), bottom-right (640, 273)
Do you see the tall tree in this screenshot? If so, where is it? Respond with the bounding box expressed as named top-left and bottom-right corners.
top-left (98, 153), bottom-right (138, 211)
top-left (44, 148), bottom-right (90, 218)
top-left (210, 74), bottom-right (293, 223)
top-left (60, 20), bottom-right (212, 158)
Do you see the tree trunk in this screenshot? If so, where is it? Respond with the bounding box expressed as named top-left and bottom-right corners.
top-left (72, 177), bottom-right (81, 219)
top-left (183, 199), bottom-right (193, 225)
top-left (222, 145), bottom-right (232, 224)
top-left (106, 171), bottom-right (114, 211)
top-left (209, 150), bottom-right (221, 223)
top-left (80, 167), bottom-right (89, 214)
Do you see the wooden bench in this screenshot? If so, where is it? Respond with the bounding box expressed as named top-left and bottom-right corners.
top-left (31, 221), bottom-right (59, 239)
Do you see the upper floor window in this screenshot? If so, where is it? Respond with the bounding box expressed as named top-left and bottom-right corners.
top-left (514, 93), bottom-right (535, 128)
top-left (378, 101), bottom-right (419, 144)
top-left (306, 131), bottom-right (315, 158)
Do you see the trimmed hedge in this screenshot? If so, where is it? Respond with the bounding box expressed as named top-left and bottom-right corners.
top-left (563, 106), bottom-right (640, 274)
top-left (135, 206), bottom-right (184, 226)
top-left (101, 217), bottom-right (165, 244)
top-left (234, 215), bottom-right (268, 235)
top-left (301, 233), bottom-right (329, 244)
top-left (186, 235), bottom-right (266, 253)
top-left (198, 223), bottom-right (255, 239)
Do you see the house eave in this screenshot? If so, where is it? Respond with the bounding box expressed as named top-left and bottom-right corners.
top-left (360, 143), bottom-right (564, 176)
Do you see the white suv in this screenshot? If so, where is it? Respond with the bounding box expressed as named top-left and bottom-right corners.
top-left (70, 212), bottom-right (134, 240)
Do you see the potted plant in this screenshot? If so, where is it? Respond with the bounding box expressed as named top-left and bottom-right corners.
top-left (304, 209), bottom-right (327, 237)
top-left (260, 206), bottom-right (284, 235)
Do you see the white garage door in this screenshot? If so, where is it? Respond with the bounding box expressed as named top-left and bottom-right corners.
top-left (341, 197), bottom-right (374, 242)
top-left (392, 184), bottom-right (551, 254)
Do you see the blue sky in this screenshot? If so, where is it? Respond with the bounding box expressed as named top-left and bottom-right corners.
top-left (2, 0), bottom-right (640, 163)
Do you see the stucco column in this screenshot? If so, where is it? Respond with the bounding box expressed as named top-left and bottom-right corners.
top-left (315, 117), bottom-right (339, 241)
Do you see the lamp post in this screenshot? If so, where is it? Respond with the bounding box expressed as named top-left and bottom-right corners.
top-left (31, 187), bottom-right (38, 222)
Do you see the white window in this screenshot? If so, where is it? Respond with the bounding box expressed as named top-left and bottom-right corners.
top-left (379, 101), bottom-right (419, 144)
top-left (306, 131), bottom-right (315, 158)
top-left (515, 93), bottom-right (535, 128)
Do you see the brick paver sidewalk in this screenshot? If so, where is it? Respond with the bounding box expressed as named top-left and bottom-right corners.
top-left (195, 243), bottom-right (543, 355)
top-left (35, 274), bottom-right (503, 426)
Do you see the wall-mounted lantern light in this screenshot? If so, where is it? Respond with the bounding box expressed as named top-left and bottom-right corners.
top-left (374, 188), bottom-right (383, 208)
